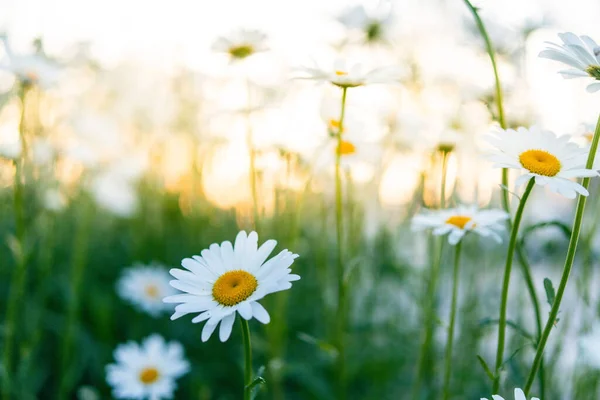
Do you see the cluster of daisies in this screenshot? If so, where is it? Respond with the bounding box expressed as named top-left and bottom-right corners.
top-left (103, 25), bottom-right (600, 399)
top-left (108, 232), bottom-right (300, 399)
top-left (412, 124), bottom-right (598, 246)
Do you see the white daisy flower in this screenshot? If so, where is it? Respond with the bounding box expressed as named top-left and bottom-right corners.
top-left (0, 37), bottom-right (60, 88)
top-left (212, 29), bottom-right (268, 61)
top-left (106, 334), bottom-right (189, 400)
top-left (481, 388), bottom-right (540, 400)
top-left (539, 32), bottom-right (600, 93)
top-left (411, 205), bottom-right (509, 245)
top-left (117, 264), bottom-right (177, 317)
top-left (163, 231), bottom-right (300, 342)
top-left (337, 3), bottom-right (394, 43)
top-left (486, 126), bottom-right (598, 199)
top-left (296, 58), bottom-right (401, 88)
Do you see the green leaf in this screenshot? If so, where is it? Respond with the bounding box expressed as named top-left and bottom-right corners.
top-left (476, 355), bottom-right (495, 381)
top-left (248, 376), bottom-right (266, 400)
top-left (544, 278), bottom-right (556, 307)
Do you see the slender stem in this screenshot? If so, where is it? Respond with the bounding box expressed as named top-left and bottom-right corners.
top-left (440, 151), bottom-right (449, 208)
top-left (411, 151), bottom-right (449, 399)
top-left (442, 241), bottom-right (463, 400)
top-left (524, 113), bottom-right (600, 395)
top-left (58, 197), bottom-right (93, 399)
top-left (2, 83), bottom-right (29, 400)
top-left (461, 0), bottom-right (506, 129)
top-left (493, 178), bottom-right (535, 391)
top-left (241, 318), bottom-right (253, 400)
top-left (334, 86), bottom-right (348, 400)
top-left (461, 1), bottom-right (545, 394)
top-left (246, 78), bottom-right (260, 231)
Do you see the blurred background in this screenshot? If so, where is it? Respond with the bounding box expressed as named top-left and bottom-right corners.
top-left (1, 0), bottom-right (600, 399)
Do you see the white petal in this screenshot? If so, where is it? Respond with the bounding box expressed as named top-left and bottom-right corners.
top-left (201, 321), bottom-right (219, 342)
top-left (219, 313), bottom-right (236, 342)
top-left (250, 302), bottom-right (270, 324)
top-left (238, 301), bottom-right (253, 320)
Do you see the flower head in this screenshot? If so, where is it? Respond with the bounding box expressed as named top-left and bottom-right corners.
top-left (296, 58), bottom-right (401, 88)
top-left (412, 205), bottom-right (509, 245)
top-left (486, 126), bottom-right (598, 198)
top-left (106, 334), bottom-right (189, 400)
top-left (212, 29), bottom-right (268, 61)
top-left (0, 37), bottom-right (60, 88)
top-left (164, 231), bottom-right (300, 342)
top-left (481, 388), bottom-right (540, 400)
top-left (337, 3), bottom-right (394, 43)
top-left (539, 32), bottom-right (600, 93)
top-left (117, 264), bottom-right (177, 317)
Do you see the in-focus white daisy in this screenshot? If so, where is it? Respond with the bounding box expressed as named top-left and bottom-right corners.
top-left (539, 32), bottom-right (600, 93)
top-left (164, 231), bottom-right (300, 342)
top-left (212, 29), bottom-right (268, 61)
top-left (0, 37), bottom-right (60, 88)
top-left (486, 126), bottom-right (598, 199)
top-left (481, 388), bottom-right (540, 400)
top-left (118, 264), bottom-right (177, 317)
top-left (106, 334), bottom-right (189, 400)
top-left (412, 205), bottom-right (509, 245)
top-left (337, 2), bottom-right (394, 43)
top-left (296, 58), bottom-right (401, 88)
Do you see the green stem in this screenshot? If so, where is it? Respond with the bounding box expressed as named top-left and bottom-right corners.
top-left (335, 87), bottom-right (348, 400)
top-left (58, 197), bottom-right (93, 399)
top-left (461, 1), bottom-right (545, 395)
top-left (246, 78), bottom-right (260, 231)
top-left (2, 83), bottom-right (29, 400)
top-left (524, 113), bottom-right (600, 395)
top-left (241, 318), bottom-right (253, 400)
top-left (411, 152), bottom-right (449, 400)
top-left (493, 178), bottom-right (535, 391)
top-left (442, 241), bottom-right (463, 400)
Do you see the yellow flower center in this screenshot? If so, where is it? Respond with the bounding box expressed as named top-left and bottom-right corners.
top-left (229, 45), bottom-right (254, 59)
top-left (212, 270), bottom-right (258, 307)
top-left (338, 140), bottom-right (356, 156)
top-left (139, 367), bottom-right (160, 384)
top-left (446, 215), bottom-right (472, 229)
top-left (335, 70), bottom-right (348, 76)
top-left (144, 284), bottom-right (159, 298)
top-left (584, 132), bottom-right (594, 143)
top-left (518, 149), bottom-right (561, 177)
top-left (586, 65), bottom-right (600, 80)
top-left (329, 119), bottom-right (344, 133)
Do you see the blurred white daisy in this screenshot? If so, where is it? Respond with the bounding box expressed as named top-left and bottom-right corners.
top-left (118, 264), bottom-right (176, 317)
top-left (106, 334), bottom-right (189, 400)
top-left (412, 205), bottom-right (509, 245)
top-left (212, 29), bottom-right (268, 61)
top-left (0, 37), bottom-right (60, 88)
top-left (481, 388), bottom-right (540, 400)
top-left (337, 2), bottom-right (394, 43)
top-left (296, 58), bottom-right (401, 88)
top-left (486, 126), bottom-right (598, 199)
top-left (31, 138), bottom-right (55, 165)
top-left (539, 32), bottom-right (600, 93)
top-left (43, 188), bottom-right (67, 212)
top-left (0, 139), bottom-right (21, 160)
top-left (164, 231), bottom-right (300, 342)
top-left (578, 324), bottom-right (600, 369)
top-left (89, 173), bottom-right (138, 217)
